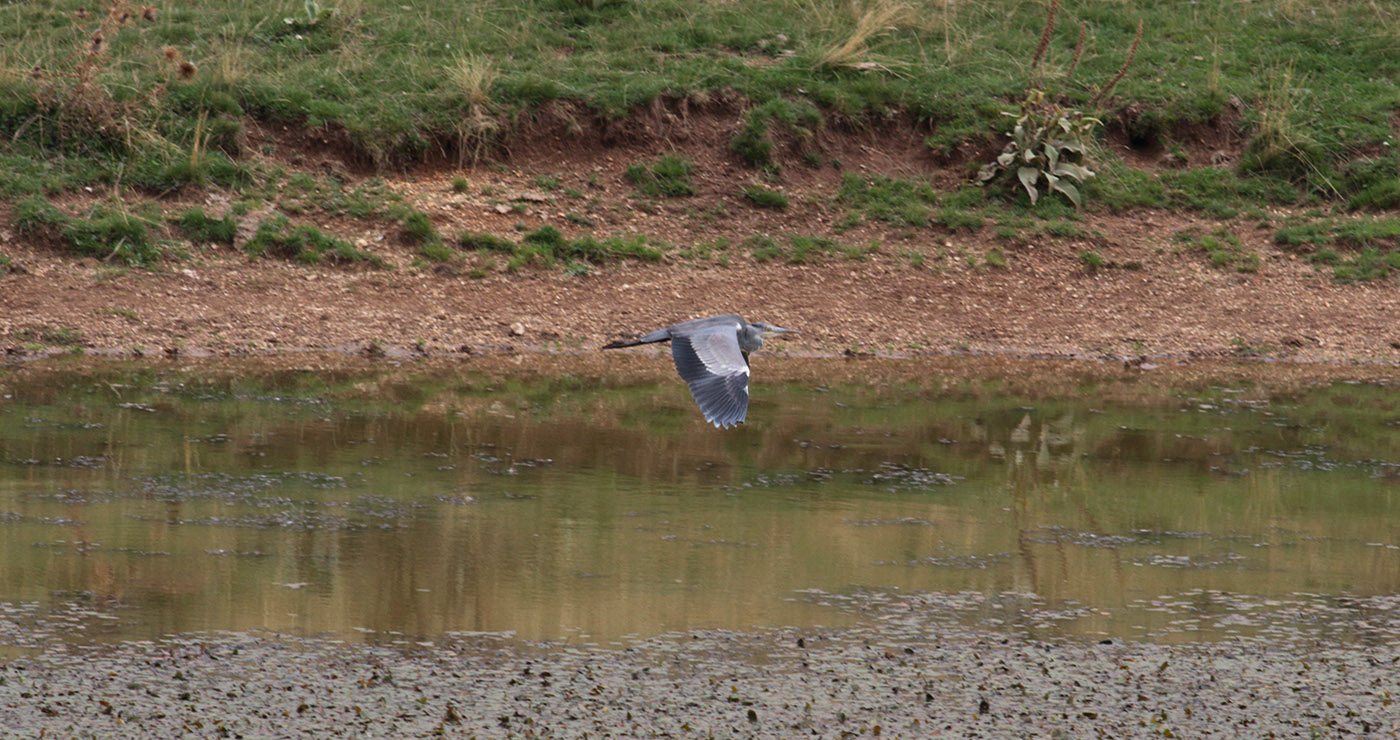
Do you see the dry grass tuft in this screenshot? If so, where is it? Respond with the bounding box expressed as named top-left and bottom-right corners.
top-left (448, 54), bottom-right (497, 108)
top-left (817, 0), bottom-right (921, 71)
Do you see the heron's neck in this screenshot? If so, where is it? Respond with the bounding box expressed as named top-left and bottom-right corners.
top-left (738, 325), bottom-right (765, 353)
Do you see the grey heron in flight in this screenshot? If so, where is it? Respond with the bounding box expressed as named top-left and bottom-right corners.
top-left (602, 315), bottom-right (797, 428)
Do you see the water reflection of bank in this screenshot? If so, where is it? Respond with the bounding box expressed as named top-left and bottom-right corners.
top-left (0, 364), bottom-right (1397, 646)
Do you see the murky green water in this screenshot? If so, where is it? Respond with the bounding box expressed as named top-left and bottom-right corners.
top-left (2, 364), bottom-right (1398, 648)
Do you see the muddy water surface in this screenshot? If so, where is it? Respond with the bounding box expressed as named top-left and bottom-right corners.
top-left (2, 363), bottom-right (1398, 649)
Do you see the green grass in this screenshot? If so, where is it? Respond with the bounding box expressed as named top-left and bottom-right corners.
top-left (244, 215), bottom-right (385, 267)
top-left (742, 184), bottom-right (788, 210)
top-left (1177, 226), bottom-right (1260, 273)
top-left (745, 233), bottom-right (860, 264)
top-left (836, 175), bottom-right (937, 227)
top-left (1275, 216), bottom-right (1400, 282)
top-left (173, 207), bottom-right (237, 246)
top-left (4, 0), bottom-right (1400, 271)
top-left (455, 227), bottom-right (664, 272)
top-left (15, 197), bottom-right (162, 265)
top-left (624, 153), bottom-right (695, 197)
top-left (3, 0), bottom-right (1389, 200)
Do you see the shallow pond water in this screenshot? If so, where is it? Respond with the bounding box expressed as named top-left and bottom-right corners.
top-left (2, 363), bottom-right (1398, 649)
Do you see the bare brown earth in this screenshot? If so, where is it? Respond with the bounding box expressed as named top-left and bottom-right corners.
top-left (3, 114), bottom-right (1400, 365)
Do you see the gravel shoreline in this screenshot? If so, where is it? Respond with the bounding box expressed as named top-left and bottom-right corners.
top-left (4, 611), bottom-right (1396, 738)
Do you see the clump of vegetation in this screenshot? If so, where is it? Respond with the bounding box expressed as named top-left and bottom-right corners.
top-left (742, 185), bottom-right (789, 210)
top-left (173, 207), bottom-right (237, 246)
top-left (455, 227), bottom-right (664, 273)
top-left (745, 233), bottom-right (867, 264)
top-left (1238, 68), bottom-right (1331, 186)
top-left (15, 196), bottom-right (161, 265)
top-left (836, 175), bottom-right (937, 227)
top-left (1338, 155), bottom-right (1400, 211)
top-left (730, 99), bottom-right (820, 170)
top-left (458, 232), bottom-right (518, 252)
top-left (625, 153), bottom-right (695, 197)
top-left (15, 324), bottom-right (84, 348)
top-left (1176, 227), bottom-right (1260, 273)
top-left (245, 216), bottom-right (385, 267)
top-left (977, 1), bottom-right (1141, 208)
top-left (977, 90), bottom-right (1100, 208)
top-left (1274, 217), bottom-right (1400, 251)
top-left (1275, 216), bottom-right (1400, 283)
top-left (398, 208), bottom-right (452, 261)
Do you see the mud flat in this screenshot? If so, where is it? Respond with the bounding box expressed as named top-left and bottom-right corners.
top-left (3, 591), bottom-right (1397, 738)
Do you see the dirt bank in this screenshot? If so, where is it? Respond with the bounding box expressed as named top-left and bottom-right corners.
top-left (3, 126), bottom-right (1400, 366)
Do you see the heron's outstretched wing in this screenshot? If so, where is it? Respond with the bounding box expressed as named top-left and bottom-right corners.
top-left (670, 322), bottom-right (750, 429)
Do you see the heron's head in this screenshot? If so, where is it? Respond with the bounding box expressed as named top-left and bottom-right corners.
top-left (751, 322), bottom-right (798, 337)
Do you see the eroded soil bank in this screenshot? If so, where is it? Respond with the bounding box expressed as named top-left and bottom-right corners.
top-left (3, 121), bottom-right (1400, 366)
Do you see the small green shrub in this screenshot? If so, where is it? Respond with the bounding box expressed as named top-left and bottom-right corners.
top-left (836, 175), bottom-right (936, 226)
top-left (938, 208), bottom-right (983, 232)
top-left (418, 242), bottom-right (455, 262)
top-left (625, 153), bottom-right (695, 197)
top-left (401, 210), bottom-right (439, 245)
top-left (1046, 220), bottom-right (1087, 238)
top-left (13, 196), bottom-right (68, 234)
top-left (458, 232), bottom-right (517, 252)
top-left (173, 208), bottom-right (237, 246)
top-left (745, 234), bottom-right (783, 262)
top-left (787, 235), bottom-right (837, 264)
top-left (245, 216), bottom-right (384, 267)
top-left (1340, 155), bottom-right (1400, 210)
top-left (977, 90), bottom-right (1098, 208)
top-left (59, 209), bottom-right (161, 266)
top-left (742, 185), bottom-right (788, 210)
top-left (730, 99), bottom-right (820, 170)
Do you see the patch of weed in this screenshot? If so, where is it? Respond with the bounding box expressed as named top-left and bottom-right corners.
top-left (173, 208), bottom-right (236, 246)
top-left (1180, 227), bottom-right (1259, 273)
top-left (836, 175), bottom-right (936, 226)
top-left (625, 153), bottom-right (695, 197)
top-left (742, 185), bottom-right (788, 210)
top-left (1046, 220), bottom-right (1087, 239)
top-left (458, 232), bottom-right (518, 252)
top-left (745, 234), bottom-right (783, 263)
top-left (938, 208), bottom-right (983, 232)
top-left (245, 216), bottom-right (385, 267)
top-left (731, 99), bottom-right (820, 170)
top-left (1277, 216), bottom-right (1400, 282)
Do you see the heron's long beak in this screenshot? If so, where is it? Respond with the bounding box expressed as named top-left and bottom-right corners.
top-left (765, 325), bottom-right (798, 336)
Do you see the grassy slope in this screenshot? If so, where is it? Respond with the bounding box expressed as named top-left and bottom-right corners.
top-left (0, 0), bottom-right (1398, 275)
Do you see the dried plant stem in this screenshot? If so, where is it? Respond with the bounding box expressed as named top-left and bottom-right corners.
top-left (1064, 22), bottom-right (1086, 82)
top-left (1028, 0), bottom-right (1060, 83)
top-left (1089, 19), bottom-right (1142, 108)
